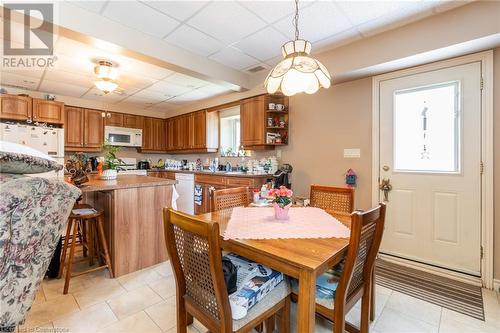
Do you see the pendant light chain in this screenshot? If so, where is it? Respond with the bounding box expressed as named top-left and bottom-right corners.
top-left (293, 0), bottom-right (299, 41)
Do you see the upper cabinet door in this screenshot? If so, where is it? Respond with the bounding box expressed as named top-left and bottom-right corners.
top-left (192, 111), bottom-right (206, 149)
top-left (123, 114), bottom-right (143, 129)
top-left (32, 99), bottom-right (65, 124)
top-left (64, 106), bottom-right (84, 147)
top-left (105, 112), bottom-right (124, 127)
top-left (166, 118), bottom-right (175, 150)
top-left (141, 117), bottom-right (154, 150)
top-left (240, 96), bottom-right (265, 146)
top-left (0, 94), bottom-right (32, 121)
top-left (152, 118), bottom-right (166, 151)
top-left (84, 109), bottom-right (104, 148)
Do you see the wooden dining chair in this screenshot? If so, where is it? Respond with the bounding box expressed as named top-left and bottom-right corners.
top-left (163, 208), bottom-right (291, 333)
top-left (292, 203), bottom-right (386, 333)
top-left (211, 187), bottom-right (250, 212)
top-left (310, 185), bottom-right (354, 215)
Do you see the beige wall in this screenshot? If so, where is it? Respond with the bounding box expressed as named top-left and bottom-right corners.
top-left (281, 78), bottom-right (373, 209)
top-left (493, 48), bottom-right (500, 280)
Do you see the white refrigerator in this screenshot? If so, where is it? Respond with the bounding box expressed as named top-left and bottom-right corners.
top-left (1, 123), bottom-right (65, 178)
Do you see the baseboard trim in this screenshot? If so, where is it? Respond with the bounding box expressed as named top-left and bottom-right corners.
top-left (493, 279), bottom-right (500, 292)
top-left (378, 254), bottom-right (483, 287)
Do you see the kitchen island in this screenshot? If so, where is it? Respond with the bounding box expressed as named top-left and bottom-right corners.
top-left (77, 175), bottom-right (176, 277)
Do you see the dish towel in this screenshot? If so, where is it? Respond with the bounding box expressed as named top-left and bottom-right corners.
top-left (194, 184), bottom-right (203, 206)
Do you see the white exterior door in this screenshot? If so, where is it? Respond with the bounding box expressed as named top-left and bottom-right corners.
top-left (378, 62), bottom-right (482, 276)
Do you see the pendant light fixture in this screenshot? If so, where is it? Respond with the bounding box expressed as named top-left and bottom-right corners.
top-left (94, 60), bottom-right (118, 94)
top-left (264, 0), bottom-right (331, 96)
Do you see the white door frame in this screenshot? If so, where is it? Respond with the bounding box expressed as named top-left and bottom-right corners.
top-left (371, 50), bottom-right (494, 289)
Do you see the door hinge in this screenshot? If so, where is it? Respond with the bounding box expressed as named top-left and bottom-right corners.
top-left (480, 246), bottom-right (484, 259)
top-left (480, 77), bottom-right (484, 90)
top-left (480, 161), bottom-right (484, 175)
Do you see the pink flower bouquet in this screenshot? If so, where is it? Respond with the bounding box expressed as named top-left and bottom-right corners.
top-left (268, 186), bottom-right (293, 220)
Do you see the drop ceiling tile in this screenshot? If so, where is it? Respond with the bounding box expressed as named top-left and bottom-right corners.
top-left (102, 1), bottom-right (180, 38)
top-left (164, 25), bottom-right (223, 56)
top-left (131, 88), bottom-right (173, 102)
top-left (187, 1), bottom-right (267, 44)
top-left (273, 1), bottom-right (353, 43)
top-left (0, 72), bottom-right (40, 91)
top-left (197, 84), bottom-right (232, 96)
top-left (1, 66), bottom-right (46, 79)
top-left (335, 1), bottom-right (412, 26)
top-left (209, 47), bottom-right (259, 70)
top-left (169, 89), bottom-right (212, 103)
top-left (43, 68), bottom-right (94, 88)
top-left (313, 28), bottom-right (362, 51)
top-left (264, 55), bottom-right (282, 68)
top-left (234, 27), bottom-right (289, 61)
top-left (118, 95), bottom-right (157, 109)
top-left (239, 0), bottom-right (312, 24)
top-left (53, 57), bottom-right (93, 77)
top-left (148, 80), bottom-right (192, 96)
top-left (118, 72), bottom-right (156, 90)
top-left (356, 3), bottom-right (433, 37)
top-left (164, 73), bottom-right (210, 89)
top-left (143, 0), bottom-right (209, 21)
top-left (39, 79), bottom-right (89, 98)
top-left (68, 0), bottom-right (108, 14)
top-left (81, 87), bottom-right (127, 104)
top-left (149, 101), bottom-right (178, 112)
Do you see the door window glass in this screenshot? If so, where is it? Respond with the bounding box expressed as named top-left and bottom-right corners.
top-left (393, 81), bottom-right (460, 172)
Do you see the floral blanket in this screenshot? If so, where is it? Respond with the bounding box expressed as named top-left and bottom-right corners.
top-left (0, 174), bottom-right (81, 329)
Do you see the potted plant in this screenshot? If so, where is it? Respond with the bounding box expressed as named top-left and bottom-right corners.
top-left (268, 186), bottom-right (293, 220)
top-left (100, 142), bottom-right (121, 180)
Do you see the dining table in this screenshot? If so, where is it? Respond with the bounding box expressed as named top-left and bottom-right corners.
top-left (197, 207), bottom-right (352, 333)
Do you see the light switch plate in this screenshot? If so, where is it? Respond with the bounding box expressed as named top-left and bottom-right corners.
top-left (344, 148), bottom-right (361, 158)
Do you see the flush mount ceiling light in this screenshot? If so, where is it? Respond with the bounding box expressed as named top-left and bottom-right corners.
top-left (94, 60), bottom-right (118, 94)
top-left (264, 0), bottom-right (331, 96)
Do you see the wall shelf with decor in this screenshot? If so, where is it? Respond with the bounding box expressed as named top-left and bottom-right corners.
top-left (265, 94), bottom-right (289, 146)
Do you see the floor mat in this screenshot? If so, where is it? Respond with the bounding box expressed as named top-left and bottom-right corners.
top-left (376, 259), bottom-right (484, 321)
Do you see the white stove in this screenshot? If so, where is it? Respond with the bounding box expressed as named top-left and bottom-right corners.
top-left (116, 157), bottom-right (147, 176)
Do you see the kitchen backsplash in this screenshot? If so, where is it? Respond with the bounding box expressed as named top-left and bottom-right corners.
top-left (64, 147), bottom-right (279, 169)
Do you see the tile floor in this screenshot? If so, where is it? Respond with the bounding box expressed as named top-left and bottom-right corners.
top-left (20, 260), bottom-right (500, 333)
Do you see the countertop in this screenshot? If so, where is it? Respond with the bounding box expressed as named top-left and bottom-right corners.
top-left (148, 169), bottom-right (274, 178)
top-left (75, 174), bottom-right (176, 192)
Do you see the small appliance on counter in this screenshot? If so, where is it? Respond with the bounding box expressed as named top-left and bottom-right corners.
top-left (274, 163), bottom-right (292, 188)
top-left (137, 160), bottom-right (150, 170)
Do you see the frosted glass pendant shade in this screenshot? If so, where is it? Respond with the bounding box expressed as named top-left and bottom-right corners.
top-left (94, 80), bottom-right (118, 94)
top-left (265, 39), bottom-right (331, 96)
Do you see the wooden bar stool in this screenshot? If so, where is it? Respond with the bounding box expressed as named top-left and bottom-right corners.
top-left (58, 204), bottom-right (113, 294)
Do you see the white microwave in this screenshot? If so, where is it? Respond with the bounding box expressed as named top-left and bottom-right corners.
top-left (104, 126), bottom-right (142, 147)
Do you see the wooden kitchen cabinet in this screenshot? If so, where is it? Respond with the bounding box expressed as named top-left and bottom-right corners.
top-left (123, 114), bottom-right (143, 129)
top-left (84, 109), bottom-right (104, 148)
top-left (32, 98), bottom-right (65, 124)
top-left (104, 112), bottom-right (123, 126)
top-left (0, 94), bottom-right (32, 121)
top-left (240, 95), bottom-right (266, 147)
top-left (64, 106), bottom-right (84, 148)
top-left (141, 117), bottom-right (154, 150)
top-left (153, 118), bottom-right (166, 151)
top-left (64, 107), bottom-right (104, 151)
top-left (166, 110), bottom-right (218, 153)
top-left (140, 117), bottom-right (166, 152)
top-left (240, 94), bottom-right (289, 149)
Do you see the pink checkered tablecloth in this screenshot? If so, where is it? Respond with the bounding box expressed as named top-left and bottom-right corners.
top-left (223, 206), bottom-right (351, 240)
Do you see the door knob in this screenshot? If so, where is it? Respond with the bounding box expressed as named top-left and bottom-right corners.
top-left (382, 165), bottom-right (390, 171)
top-left (379, 178), bottom-right (393, 202)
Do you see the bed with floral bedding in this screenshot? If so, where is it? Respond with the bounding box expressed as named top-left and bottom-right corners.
top-left (0, 173), bottom-right (81, 331)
